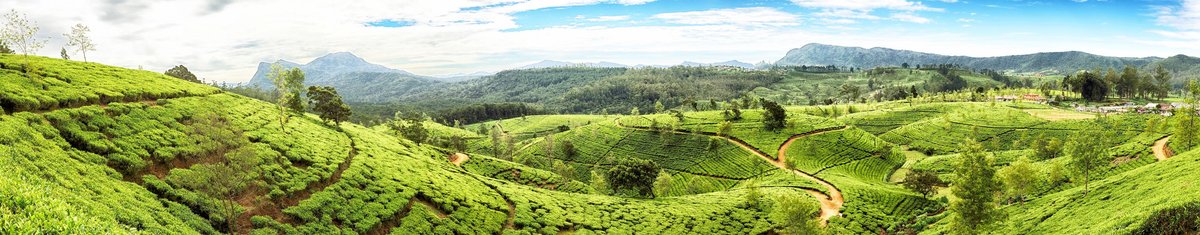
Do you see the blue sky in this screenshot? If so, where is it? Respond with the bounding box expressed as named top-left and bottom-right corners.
top-left (5, 0), bottom-right (1199, 82)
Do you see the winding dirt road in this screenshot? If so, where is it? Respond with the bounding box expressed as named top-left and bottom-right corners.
top-left (613, 120), bottom-right (845, 225)
top-left (1152, 136), bottom-right (1173, 161)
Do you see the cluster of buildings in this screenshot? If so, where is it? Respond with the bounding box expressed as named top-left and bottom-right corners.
top-left (1074, 102), bottom-right (1184, 116)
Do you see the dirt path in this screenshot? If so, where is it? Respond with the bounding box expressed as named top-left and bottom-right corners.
top-left (613, 120), bottom-right (845, 226)
top-left (1153, 136), bottom-right (1174, 161)
top-left (450, 153), bottom-right (470, 166)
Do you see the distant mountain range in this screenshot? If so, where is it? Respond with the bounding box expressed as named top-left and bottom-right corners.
top-left (241, 46), bottom-right (1200, 106)
top-left (515, 60), bottom-right (757, 70)
top-left (775, 43), bottom-right (1162, 74)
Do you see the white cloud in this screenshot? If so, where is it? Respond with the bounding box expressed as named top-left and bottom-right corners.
top-left (789, 0), bottom-right (940, 11)
top-left (1148, 0), bottom-right (1200, 50)
top-left (891, 13), bottom-right (930, 24)
top-left (581, 15), bottom-right (631, 22)
top-left (652, 7), bottom-right (801, 27)
top-left (813, 9), bottom-right (881, 20)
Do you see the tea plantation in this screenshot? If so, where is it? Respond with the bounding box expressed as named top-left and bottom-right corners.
top-left (3, 54), bottom-right (1199, 234)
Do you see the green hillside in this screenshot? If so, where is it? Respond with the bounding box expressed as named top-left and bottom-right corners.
top-left (6, 54), bottom-right (1200, 235)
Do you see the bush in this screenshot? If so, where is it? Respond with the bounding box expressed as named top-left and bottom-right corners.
top-left (1134, 202), bottom-right (1200, 235)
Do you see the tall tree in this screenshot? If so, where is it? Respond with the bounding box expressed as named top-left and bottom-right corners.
top-left (1064, 121), bottom-right (1110, 196)
top-left (1117, 66), bottom-right (1139, 98)
top-left (606, 158), bottom-right (660, 198)
top-left (392, 112), bottom-right (430, 145)
top-left (165, 65), bottom-right (201, 83)
top-left (59, 47), bottom-right (68, 60)
top-left (306, 86), bottom-right (351, 125)
top-left (998, 156), bottom-right (1037, 204)
top-left (771, 196), bottom-right (822, 235)
top-left (949, 140), bottom-right (1003, 234)
top-left (63, 23), bottom-right (95, 62)
top-left (1, 9), bottom-right (46, 77)
top-left (903, 169), bottom-right (941, 198)
top-left (761, 98), bottom-right (787, 131)
top-left (267, 64), bottom-right (306, 131)
top-left (1153, 65), bottom-right (1171, 100)
top-left (1075, 71), bottom-right (1108, 102)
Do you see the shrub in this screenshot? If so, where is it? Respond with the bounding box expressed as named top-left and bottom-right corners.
top-left (1134, 202), bottom-right (1200, 235)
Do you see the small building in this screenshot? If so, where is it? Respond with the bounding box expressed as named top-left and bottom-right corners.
top-left (1022, 94), bottom-right (1044, 101)
top-left (995, 95), bottom-right (1018, 102)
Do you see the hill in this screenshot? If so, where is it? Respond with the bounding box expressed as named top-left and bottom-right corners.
top-left (0, 55), bottom-right (824, 234)
top-left (777, 43), bottom-right (1159, 74)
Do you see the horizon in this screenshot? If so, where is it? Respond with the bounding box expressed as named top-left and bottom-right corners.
top-left (4, 0), bottom-right (1199, 83)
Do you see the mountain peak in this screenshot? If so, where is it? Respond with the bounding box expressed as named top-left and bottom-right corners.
top-left (310, 52), bottom-right (368, 66)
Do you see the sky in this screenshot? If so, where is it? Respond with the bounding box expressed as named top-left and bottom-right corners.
top-left (2, 0), bottom-right (1199, 83)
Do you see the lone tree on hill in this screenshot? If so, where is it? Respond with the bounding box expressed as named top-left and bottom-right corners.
top-left (771, 195), bottom-right (821, 235)
top-left (165, 65), bottom-right (201, 83)
top-left (949, 140), bottom-right (1003, 234)
top-left (63, 23), bottom-right (95, 62)
top-left (392, 111), bottom-right (429, 145)
top-left (1065, 121), bottom-right (1111, 196)
top-left (59, 47), bottom-right (68, 60)
top-left (2, 9), bottom-right (46, 77)
top-left (761, 98), bottom-right (787, 131)
top-left (606, 158), bottom-right (660, 198)
top-left (307, 86), bottom-right (351, 125)
top-left (267, 64), bottom-right (306, 131)
top-left (902, 169), bottom-right (941, 198)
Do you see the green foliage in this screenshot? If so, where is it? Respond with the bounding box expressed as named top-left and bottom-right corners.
top-left (0, 55), bottom-right (220, 113)
top-left (761, 98), bottom-right (786, 131)
top-left (306, 86), bottom-right (351, 124)
top-left (771, 195), bottom-right (821, 235)
top-left (902, 169), bottom-right (940, 198)
top-left (390, 112), bottom-right (429, 145)
top-left (1133, 202), bottom-right (1200, 235)
top-left (606, 158), bottom-right (660, 198)
top-left (949, 140), bottom-right (1003, 234)
top-left (1065, 121), bottom-right (1111, 195)
top-left (998, 156), bottom-right (1038, 203)
top-left (164, 65), bottom-right (200, 83)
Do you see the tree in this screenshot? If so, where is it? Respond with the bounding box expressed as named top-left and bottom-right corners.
top-left (998, 156), bottom-right (1037, 204)
top-left (306, 86), bottom-right (351, 125)
top-left (1117, 66), bottom-right (1139, 98)
top-left (949, 140), bottom-right (1003, 234)
top-left (174, 146), bottom-right (263, 234)
top-left (165, 65), bottom-right (201, 83)
top-left (1153, 65), bottom-right (1171, 100)
top-left (771, 196), bottom-right (821, 235)
top-left (1064, 122), bottom-right (1110, 196)
top-left (63, 23), bottom-right (95, 62)
top-left (761, 98), bottom-right (787, 131)
top-left (654, 100), bottom-right (665, 114)
top-left (652, 171), bottom-right (673, 197)
top-left (717, 121), bottom-right (733, 137)
top-left (59, 47), bottom-right (68, 60)
top-left (902, 169), bottom-right (941, 198)
top-left (2, 9), bottom-right (47, 77)
top-left (0, 40), bottom-right (12, 54)
top-left (1173, 98), bottom-right (1199, 150)
top-left (606, 158), bottom-right (660, 198)
top-left (630, 107), bottom-right (640, 116)
top-left (590, 170), bottom-right (610, 195)
top-left (392, 112), bottom-right (430, 145)
top-left (1074, 71), bottom-right (1108, 102)
top-left (268, 65), bottom-right (306, 131)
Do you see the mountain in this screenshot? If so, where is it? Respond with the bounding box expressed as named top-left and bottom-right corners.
top-left (516, 60), bottom-right (628, 70)
top-left (243, 52), bottom-right (441, 102)
top-left (1148, 54), bottom-right (1200, 78)
top-left (680, 60), bottom-right (755, 69)
top-left (432, 71), bottom-right (494, 82)
top-left (776, 43), bottom-right (1159, 73)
